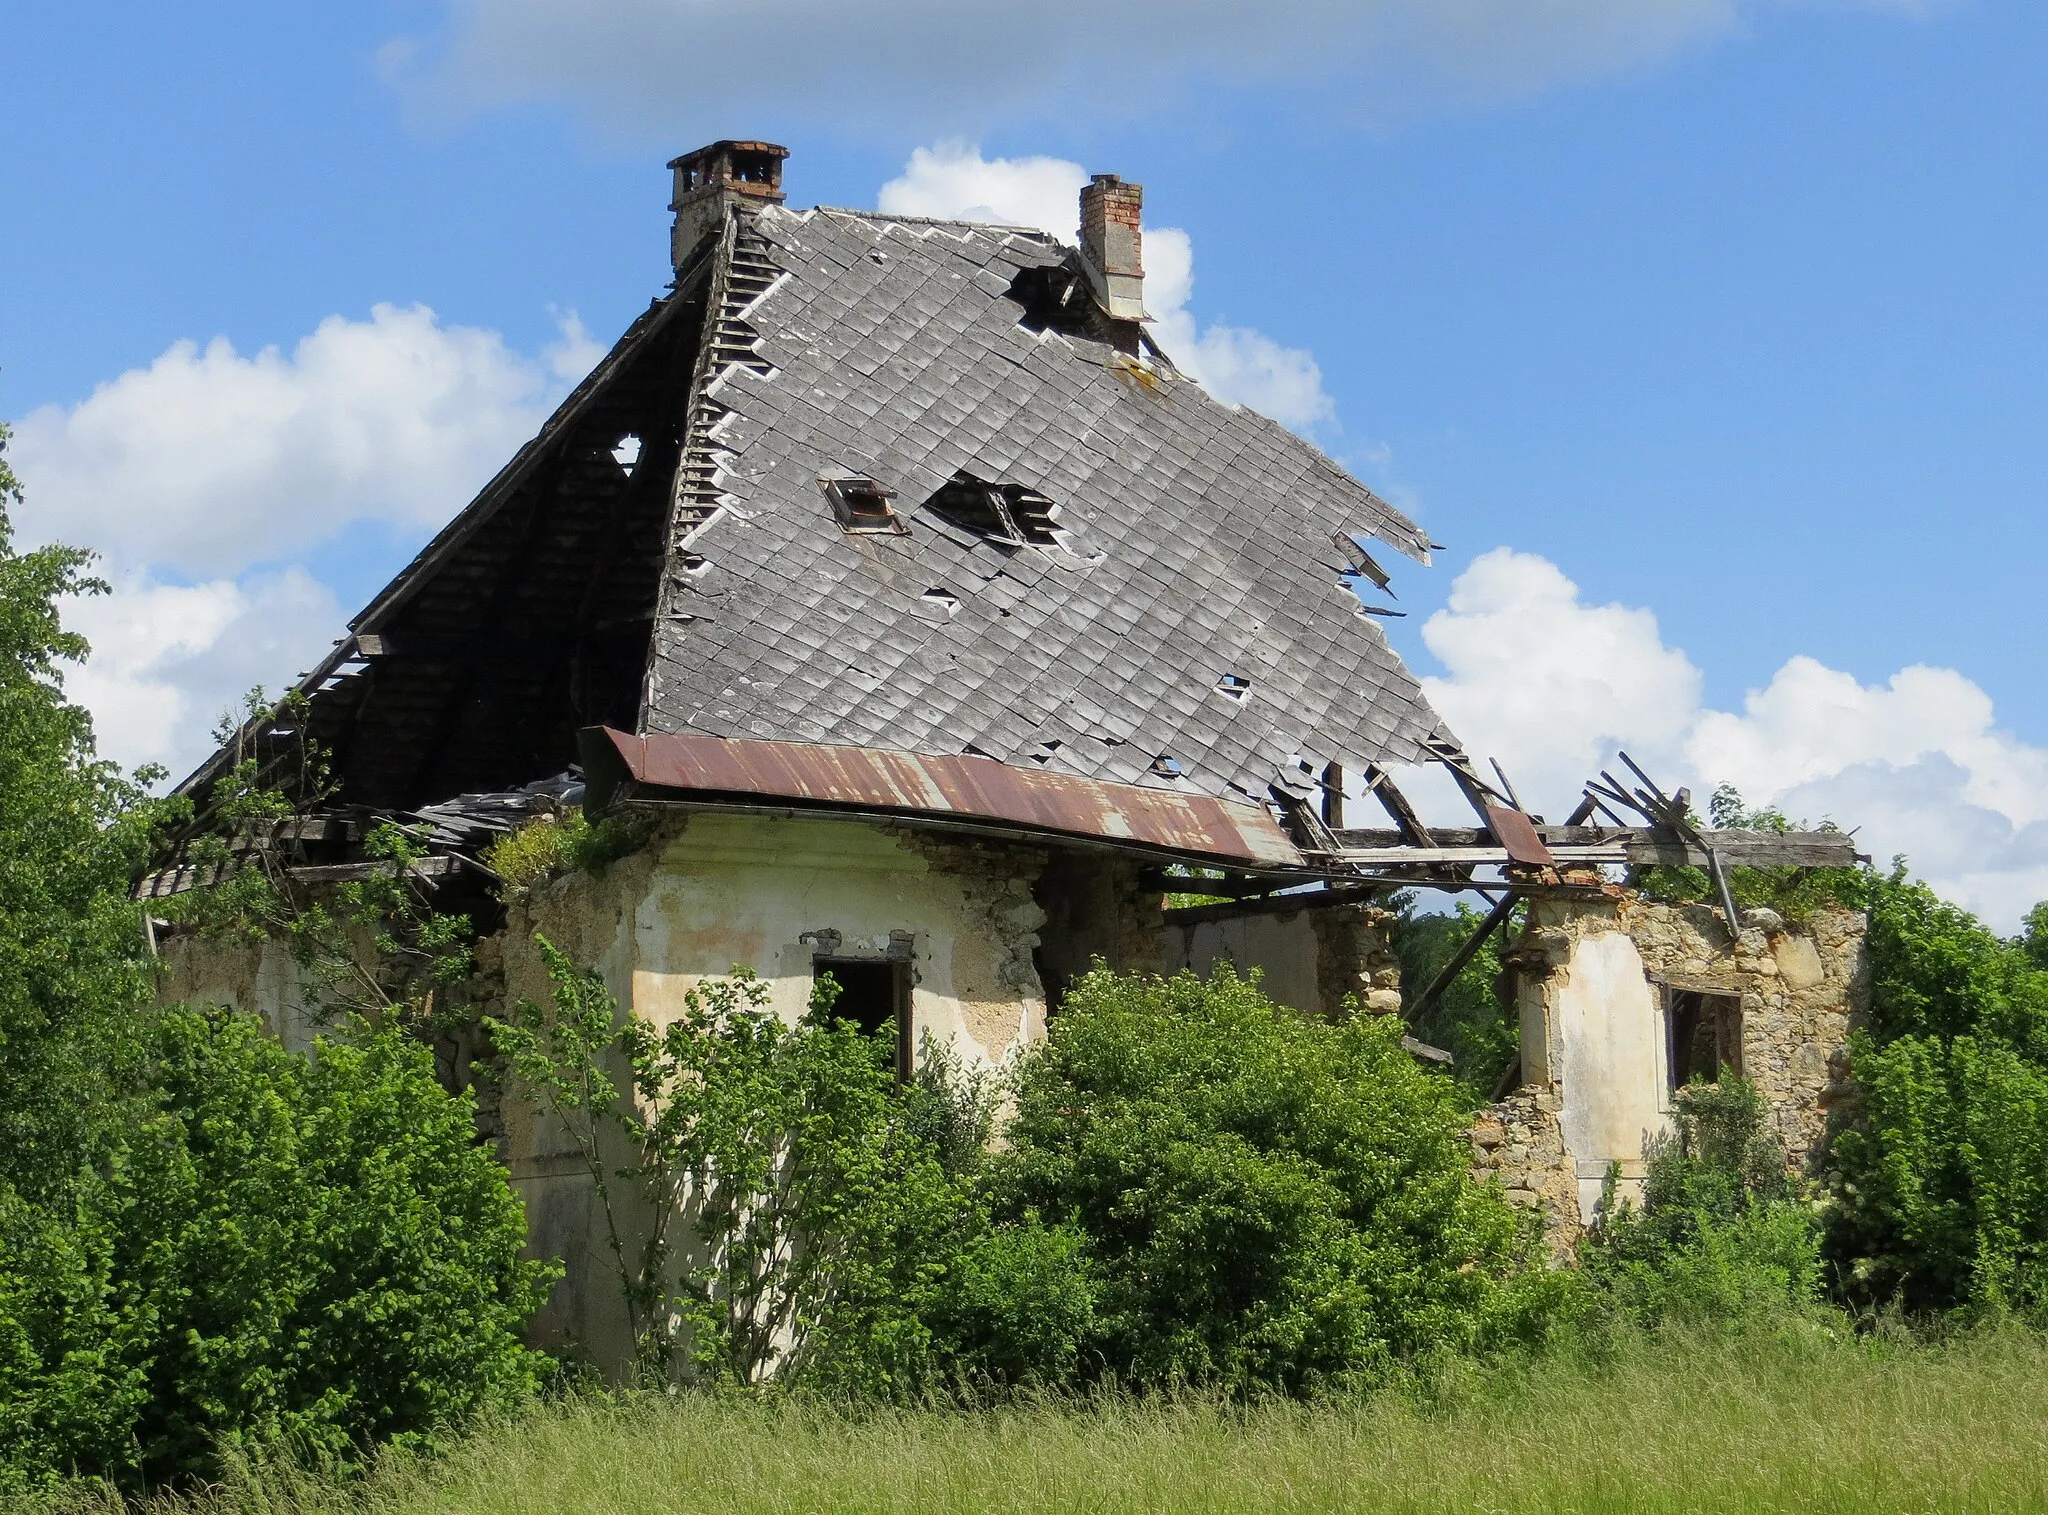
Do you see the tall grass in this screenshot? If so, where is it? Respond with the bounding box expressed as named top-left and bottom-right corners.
top-left (35, 1325), bottom-right (2048, 1515)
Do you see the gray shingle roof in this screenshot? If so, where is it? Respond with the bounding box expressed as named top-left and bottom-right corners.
top-left (643, 205), bottom-right (1457, 804)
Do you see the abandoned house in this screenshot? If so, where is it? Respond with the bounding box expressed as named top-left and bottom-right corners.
top-left (146, 141), bottom-right (1864, 1357)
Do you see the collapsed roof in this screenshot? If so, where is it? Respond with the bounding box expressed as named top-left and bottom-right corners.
top-left (173, 141), bottom-right (1460, 836)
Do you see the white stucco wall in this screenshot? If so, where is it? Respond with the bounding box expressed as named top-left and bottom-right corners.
top-left (1548, 930), bottom-right (1672, 1222)
top-left (1165, 911), bottom-right (1322, 1016)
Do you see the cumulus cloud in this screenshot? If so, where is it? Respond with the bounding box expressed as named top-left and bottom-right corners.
top-left (8, 305), bottom-right (600, 780)
top-left (10, 304), bottom-right (601, 581)
top-left (398, 0), bottom-right (1929, 137)
top-left (62, 570), bottom-right (347, 778)
top-left (1414, 547), bottom-right (2048, 928)
top-left (878, 142), bottom-right (1333, 427)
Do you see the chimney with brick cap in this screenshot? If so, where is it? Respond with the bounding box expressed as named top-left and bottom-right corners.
top-left (668, 140), bottom-right (789, 274)
top-left (1078, 173), bottom-right (1145, 323)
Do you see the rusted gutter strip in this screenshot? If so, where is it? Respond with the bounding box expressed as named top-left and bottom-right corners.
top-left (581, 727), bottom-right (1304, 870)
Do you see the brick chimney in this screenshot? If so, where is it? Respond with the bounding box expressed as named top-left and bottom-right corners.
top-left (1078, 174), bottom-right (1145, 323)
top-left (668, 140), bottom-right (789, 273)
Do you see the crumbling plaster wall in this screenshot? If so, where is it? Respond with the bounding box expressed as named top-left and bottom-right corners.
top-left (497, 809), bottom-right (1054, 1368)
top-left (1507, 894), bottom-right (1867, 1229)
top-left (1162, 903), bottom-right (1401, 1020)
top-left (157, 928), bottom-right (336, 1055)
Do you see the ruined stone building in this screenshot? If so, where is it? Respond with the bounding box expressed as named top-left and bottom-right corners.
top-left (146, 141), bottom-right (1861, 1357)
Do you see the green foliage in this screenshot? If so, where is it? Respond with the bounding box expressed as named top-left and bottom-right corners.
top-left (1824, 871), bottom-right (2048, 1313)
top-left (0, 1008), bottom-right (555, 1491)
top-left (1633, 784), bottom-right (1863, 922)
top-left (0, 427), bottom-right (166, 1204)
top-left (1823, 869), bottom-right (2048, 1316)
top-left (482, 812), bottom-right (646, 898)
top-left (1389, 894), bottom-right (1520, 1102)
top-left (984, 964), bottom-right (1558, 1393)
top-left (1583, 1077), bottom-right (1825, 1326)
top-left (0, 449), bottom-right (553, 1492)
top-left (489, 946), bottom-right (979, 1392)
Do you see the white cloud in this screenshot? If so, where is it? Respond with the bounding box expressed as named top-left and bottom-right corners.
top-left (879, 142), bottom-right (1087, 238)
top-left (9, 305), bottom-right (599, 781)
top-left (10, 304), bottom-right (600, 581)
top-left (878, 143), bottom-right (1333, 427)
top-left (62, 570), bottom-right (346, 780)
top-left (400, 0), bottom-right (1932, 137)
top-left (1413, 546), bottom-right (2048, 929)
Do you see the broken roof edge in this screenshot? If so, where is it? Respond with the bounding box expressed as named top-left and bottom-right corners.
top-left (797, 205), bottom-right (1063, 241)
top-left (580, 727), bottom-right (1306, 871)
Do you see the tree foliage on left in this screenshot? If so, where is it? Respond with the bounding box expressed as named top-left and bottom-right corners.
top-left (0, 430), bottom-right (554, 1493)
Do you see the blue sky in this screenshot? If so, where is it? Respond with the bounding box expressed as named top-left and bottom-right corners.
top-left (5, 1), bottom-right (2047, 921)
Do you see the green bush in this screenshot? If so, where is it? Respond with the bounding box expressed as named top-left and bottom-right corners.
top-left (1823, 870), bottom-right (2048, 1317)
top-left (1583, 1077), bottom-right (1825, 1326)
top-left (0, 1009), bottom-right (556, 1491)
top-left (984, 964), bottom-right (1558, 1393)
top-left (483, 812), bottom-right (645, 897)
top-left (492, 949), bottom-right (984, 1395)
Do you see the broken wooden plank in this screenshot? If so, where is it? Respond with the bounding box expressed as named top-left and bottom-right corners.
top-left (1161, 887), bottom-right (1382, 927)
top-left (1328, 825), bottom-right (1857, 869)
top-left (1407, 892), bottom-right (1519, 1026)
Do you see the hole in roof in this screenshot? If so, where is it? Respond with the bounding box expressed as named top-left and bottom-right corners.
top-left (613, 434), bottom-right (642, 474)
top-left (1215, 673), bottom-right (1252, 702)
top-left (869, 248), bottom-right (888, 264)
top-left (1333, 532), bottom-right (1394, 595)
top-left (1150, 755), bottom-right (1185, 779)
top-left (678, 553), bottom-right (712, 577)
top-left (821, 476), bottom-right (908, 536)
top-left (1005, 262), bottom-right (1094, 340)
top-left (921, 471), bottom-right (1064, 548)
top-left (918, 588), bottom-right (959, 618)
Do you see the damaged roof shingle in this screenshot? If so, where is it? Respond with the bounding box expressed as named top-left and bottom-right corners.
top-left (641, 205), bottom-right (1455, 804)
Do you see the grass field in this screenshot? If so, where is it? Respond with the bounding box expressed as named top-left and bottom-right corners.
top-left (61, 1326), bottom-right (2048, 1515)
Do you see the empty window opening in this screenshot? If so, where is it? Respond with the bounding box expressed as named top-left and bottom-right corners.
top-left (612, 434), bottom-right (643, 474)
top-left (1667, 989), bottom-right (1743, 1089)
top-left (1005, 262), bottom-right (1095, 339)
top-left (922, 471), bottom-right (1064, 548)
top-left (814, 955), bottom-right (911, 1078)
top-left (1215, 673), bottom-right (1252, 702)
top-left (730, 149), bottom-right (781, 186)
top-left (822, 476), bottom-right (908, 535)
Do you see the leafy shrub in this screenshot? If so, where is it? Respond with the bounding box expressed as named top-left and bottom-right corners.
top-left (484, 812), bottom-right (645, 897)
top-left (984, 964), bottom-right (1557, 1393)
top-left (491, 946), bottom-right (981, 1394)
top-left (0, 1009), bottom-right (556, 1491)
top-left (1583, 1077), bottom-right (1825, 1326)
top-left (1823, 870), bottom-right (2048, 1316)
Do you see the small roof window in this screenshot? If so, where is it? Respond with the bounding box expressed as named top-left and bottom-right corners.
top-left (821, 476), bottom-right (909, 536)
top-left (922, 471), bottom-right (1064, 548)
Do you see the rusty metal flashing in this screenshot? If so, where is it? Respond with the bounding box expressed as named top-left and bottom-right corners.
top-left (581, 727), bottom-right (1304, 869)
